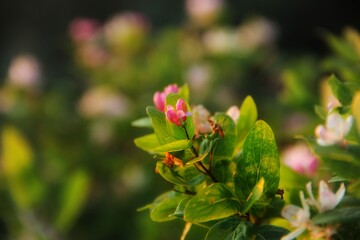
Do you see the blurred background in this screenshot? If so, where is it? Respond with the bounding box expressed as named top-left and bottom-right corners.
top-left (0, 0), bottom-right (360, 239)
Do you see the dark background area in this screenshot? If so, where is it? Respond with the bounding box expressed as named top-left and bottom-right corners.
top-left (0, 0), bottom-right (359, 80)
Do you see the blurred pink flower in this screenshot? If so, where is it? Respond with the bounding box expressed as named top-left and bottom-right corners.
top-left (166, 98), bottom-right (191, 126)
top-left (282, 143), bottom-right (319, 177)
top-left (69, 18), bottom-right (99, 43)
top-left (186, 0), bottom-right (223, 27)
top-left (7, 54), bottom-right (41, 90)
top-left (153, 84), bottom-right (179, 112)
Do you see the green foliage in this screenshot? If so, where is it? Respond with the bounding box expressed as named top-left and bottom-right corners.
top-left (184, 183), bottom-right (240, 223)
top-left (136, 85), bottom-right (283, 239)
top-left (234, 121), bottom-right (280, 210)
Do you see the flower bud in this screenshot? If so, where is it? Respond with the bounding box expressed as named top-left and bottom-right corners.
top-left (166, 98), bottom-right (191, 126)
top-left (153, 84), bottom-right (179, 112)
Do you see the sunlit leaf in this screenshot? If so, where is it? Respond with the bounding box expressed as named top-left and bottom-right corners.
top-left (184, 183), bottom-right (240, 223)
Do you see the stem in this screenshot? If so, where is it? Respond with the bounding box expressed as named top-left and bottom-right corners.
top-left (182, 125), bottom-right (218, 182)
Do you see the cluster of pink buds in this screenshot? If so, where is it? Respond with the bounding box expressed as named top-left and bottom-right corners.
top-left (153, 84), bottom-right (179, 112)
top-left (166, 99), bottom-right (192, 126)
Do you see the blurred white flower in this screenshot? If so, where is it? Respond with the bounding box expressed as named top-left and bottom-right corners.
top-left (186, 0), bottom-right (223, 27)
top-left (186, 64), bottom-right (211, 93)
top-left (237, 18), bottom-right (277, 51)
top-left (315, 112), bottom-right (353, 146)
top-left (103, 12), bottom-right (149, 53)
top-left (7, 55), bottom-right (41, 90)
top-left (192, 105), bottom-right (213, 135)
top-left (282, 143), bottom-right (319, 177)
top-left (203, 28), bottom-right (239, 54)
top-left (281, 191), bottom-right (310, 240)
top-left (226, 105), bottom-right (240, 123)
top-left (306, 181), bottom-right (346, 213)
top-left (78, 87), bottom-right (131, 119)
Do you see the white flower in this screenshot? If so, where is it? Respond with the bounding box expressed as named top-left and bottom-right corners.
top-left (281, 191), bottom-right (310, 240)
top-left (315, 112), bottom-right (353, 146)
top-left (306, 181), bottom-right (346, 213)
top-left (7, 55), bottom-right (41, 90)
top-left (226, 105), bottom-right (240, 123)
top-left (192, 105), bottom-right (213, 135)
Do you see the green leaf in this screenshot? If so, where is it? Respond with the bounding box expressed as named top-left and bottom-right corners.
top-left (314, 105), bottom-right (327, 120)
top-left (205, 217), bottom-right (254, 240)
top-left (240, 178), bottom-right (264, 214)
top-left (156, 161), bottom-right (206, 186)
top-left (312, 144), bottom-right (360, 179)
top-left (327, 74), bottom-right (353, 106)
top-left (184, 183), bottom-right (240, 223)
top-left (234, 121), bottom-right (280, 206)
top-left (352, 92), bottom-right (360, 136)
top-left (172, 197), bottom-right (193, 218)
top-left (150, 191), bottom-right (190, 222)
top-left (236, 96), bottom-right (258, 151)
top-left (179, 83), bottom-right (190, 102)
top-left (147, 106), bottom-right (175, 144)
top-left (325, 33), bottom-right (359, 62)
top-left (131, 117), bottom-right (152, 128)
top-left (212, 159), bottom-right (236, 185)
top-left (55, 170), bottom-right (90, 232)
top-left (312, 207), bottom-right (360, 224)
top-left (134, 134), bottom-right (160, 152)
top-left (255, 225), bottom-right (290, 240)
top-left (151, 139), bottom-right (192, 153)
top-left (212, 113), bottom-right (237, 160)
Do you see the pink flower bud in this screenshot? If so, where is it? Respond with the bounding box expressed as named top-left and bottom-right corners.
top-left (153, 91), bottom-right (165, 112)
top-left (164, 84), bottom-right (179, 95)
top-left (153, 84), bottom-right (179, 112)
top-left (166, 98), bottom-right (191, 126)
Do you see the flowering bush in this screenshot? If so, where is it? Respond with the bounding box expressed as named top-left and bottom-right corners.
top-left (134, 83), bottom-right (290, 239)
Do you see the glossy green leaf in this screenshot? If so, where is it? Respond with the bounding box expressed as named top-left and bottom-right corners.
top-left (255, 225), bottom-right (290, 240)
top-left (172, 196), bottom-right (193, 218)
top-left (150, 191), bottom-right (189, 222)
top-left (156, 161), bottom-right (206, 186)
top-left (212, 159), bottom-right (236, 185)
top-left (151, 139), bottom-right (192, 153)
top-left (205, 217), bottom-right (253, 240)
top-left (212, 113), bottom-right (237, 160)
top-left (184, 183), bottom-right (240, 223)
top-left (236, 96), bottom-right (258, 151)
top-left (240, 178), bottom-right (264, 214)
top-left (327, 74), bottom-right (353, 106)
top-left (147, 106), bottom-right (175, 144)
top-left (134, 134), bottom-right (160, 152)
top-left (234, 120), bottom-right (280, 204)
top-left (179, 83), bottom-right (190, 102)
top-left (311, 207), bottom-right (360, 224)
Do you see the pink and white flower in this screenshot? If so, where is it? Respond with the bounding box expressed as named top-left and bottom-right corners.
top-left (315, 112), bottom-right (353, 146)
top-left (306, 181), bottom-right (346, 213)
